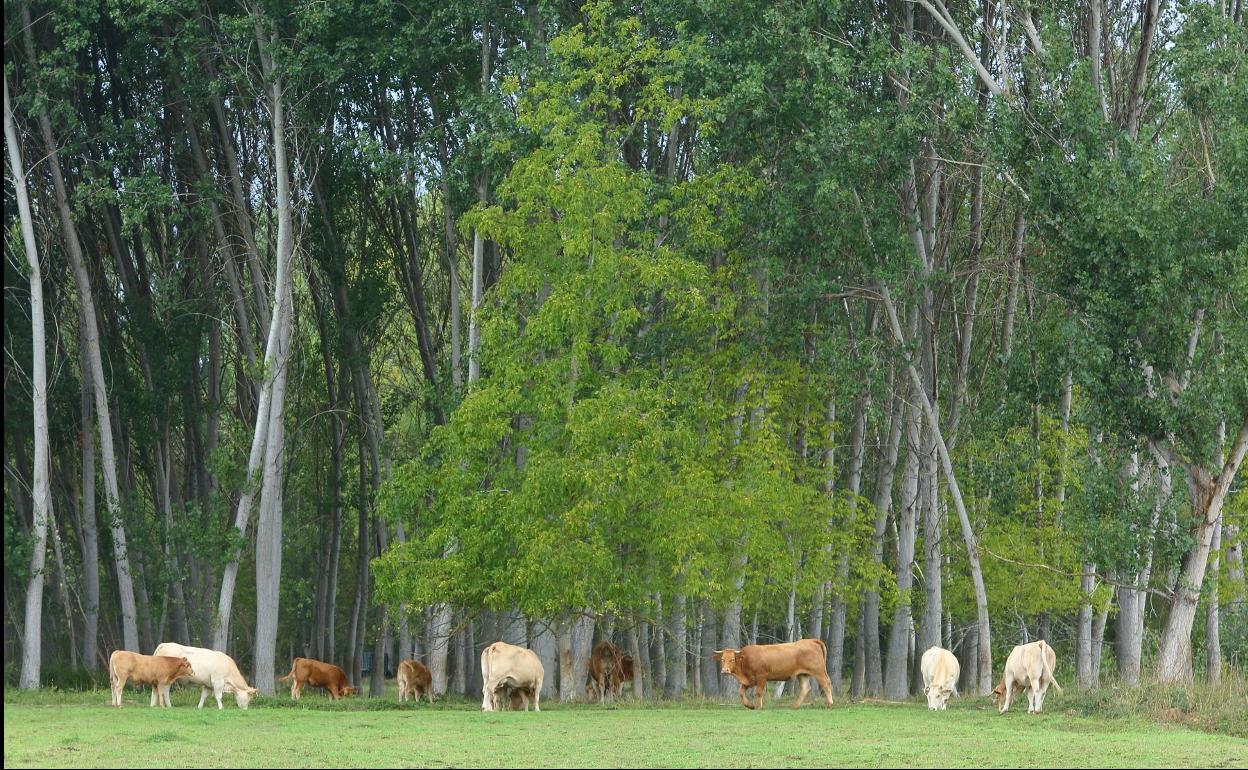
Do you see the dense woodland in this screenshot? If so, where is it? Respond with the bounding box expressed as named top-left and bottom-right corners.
top-left (4, 0), bottom-right (1246, 703)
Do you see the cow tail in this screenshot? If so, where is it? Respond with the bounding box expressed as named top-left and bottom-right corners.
top-left (816, 638), bottom-right (828, 658)
top-left (1040, 641), bottom-right (1062, 694)
top-left (278, 663), bottom-right (296, 682)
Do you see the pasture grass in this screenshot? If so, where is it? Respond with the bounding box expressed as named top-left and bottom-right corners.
top-left (4, 685), bottom-right (1245, 768)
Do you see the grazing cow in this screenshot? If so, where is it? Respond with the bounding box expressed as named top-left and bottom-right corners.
top-left (480, 641), bottom-right (544, 712)
top-left (397, 659), bottom-right (434, 704)
top-left (712, 639), bottom-right (834, 710)
top-left (586, 641), bottom-right (627, 703)
top-left (991, 639), bottom-right (1062, 714)
top-left (920, 646), bottom-right (960, 711)
top-left (108, 650), bottom-right (194, 708)
top-left (152, 643), bottom-right (259, 709)
top-left (279, 657), bottom-right (355, 701)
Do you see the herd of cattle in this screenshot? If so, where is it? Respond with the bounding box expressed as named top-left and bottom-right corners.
top-left (106, 637), bottom-right (1062, 715)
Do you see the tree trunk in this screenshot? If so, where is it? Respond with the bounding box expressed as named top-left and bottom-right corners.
top-left (1206, 511), bottom-right (1221, 685)
top-left (78, 346), bottom-right (100, 670)
top-left (29, 84), bottom-right (139, 655)
top-left (1077, 565), bottom-right (1095, 688)
top-left (665, 593), bottom-right (686, 697)
top-left (251, 26), bottom-right (297, 693)
top-left (1156, 418), bottom-right (1248, 682)
top-left (429, 603), bottom-right (452, 696)
top-left (884, 397), bottom-right (921, 699)
top-left (863, 385), bottom-right (905, 695)
top-left (557, 617), bottom-right (575, 702)
top-left (650, 595), bottom-right (666, 695)
top-left (7, 79), bottom-right (53, 688)
top-left (628, 617), bottom-right (644, 698)
top-left (920, 434), bottom-right (942, 659)
top-left (529, 616), bottom-right (558, 699)
top-left (467, 21), bottom-right (491, 386)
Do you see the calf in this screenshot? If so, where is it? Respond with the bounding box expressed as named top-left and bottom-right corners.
top-left (397, 659), bottom-right (434, 704)
top-left (279, 657), bottom-right (355, 701)
top-left (153, 642), bottom-right (258, 709)
top-left (713, 639), bottom-right (834, 710)
top-left (991, 639), bottom-right (1062, 714)
top-left (109, 650), bottom-right (194, 708)
top-left (920, 646), bottom-right (960, 711)
top-left (480, 641), bottom-right (544, 712)
top-left (586, 641), bottom-right (625, 703)
top-left (612, 654), bottom-right (637, 696)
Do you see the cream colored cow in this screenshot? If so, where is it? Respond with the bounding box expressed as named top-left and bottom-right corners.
top-left (920, 646), bottom-right (960, 711)
top-left (480, 641), bottom-right (544, 712)
top-left (153, 642), bottom-right (259, 709)
top-left (991, 639), bottom-right (1062, 714)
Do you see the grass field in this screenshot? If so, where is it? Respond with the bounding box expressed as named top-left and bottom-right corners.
top-left (3, 686), bottom-right (1245, 769)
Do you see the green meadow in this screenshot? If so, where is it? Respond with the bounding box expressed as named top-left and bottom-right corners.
top-left (4, 688), bottom-right (1244, 768)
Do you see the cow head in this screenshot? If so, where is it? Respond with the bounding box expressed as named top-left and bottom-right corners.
top-left (233, 686), bottom-right (259, 709)
top-left (923, 684), bottom-right (953, 710)
top-left (340, 685), bottom-right (356, 698)
top-left (989, 682), bottom-right (1007, 713)
top-left (711, 649), bottom-right (739, 675)
top-left (175, 657), bottom-right (195, 680)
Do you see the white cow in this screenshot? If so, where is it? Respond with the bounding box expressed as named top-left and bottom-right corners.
top-left (152, 642), bottom-right (259, 709)
top-left (991, 639), bottom-right (1062, 714)
top-left (920, 646), bottom-right (960, 710)
top-left (480, 641), bottom-right (544, 712)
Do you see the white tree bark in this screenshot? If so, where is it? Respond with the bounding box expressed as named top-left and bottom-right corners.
top-left (25, 81), bottom-right (140, 654)
top-left (1156, 417), bottom-right (1248, 682)
top-left (251, 23), bottom-right (298, 695)
top-left (7, 79), bottom-right (52, 689)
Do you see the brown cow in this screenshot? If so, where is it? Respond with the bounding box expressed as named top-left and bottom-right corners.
top-left (109, 650), bottom-right (194, 708)
top-left (278, 657), bottom-right (355, 700)
top-left (586, 641), bottom-right (626, 703)
top-left (397, 659), bottom-right (433, 704)
top-left (611, 655), bottom-right (636, 696)
top-left (712, 639), bottom-right (834, 710)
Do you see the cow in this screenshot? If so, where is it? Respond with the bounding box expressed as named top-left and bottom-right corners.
top-left (152, 642), bottom-right (259, 709)
top-left (920, 646), bottom-right (960, 711)
top-left (586, 641), bottom-right (626, 703)
top-left (612, 654), bottom-right (637, 696)
top-left (397, 659), bottom-right (434, 704)
top-left (990, 639), bottom-right (1062, 714)
top-left (712, 639), bottom-right (834, 710)
top-left (480, 641), bottom-right (544, 712)
top-left (108, 650), bottom-right (194, 708)
top-left (278, 657), bottom-right (355, 701)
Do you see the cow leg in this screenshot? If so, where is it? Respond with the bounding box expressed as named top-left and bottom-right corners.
top-left (1036, 683), bottom-right (1047, 712)
top-left (755, 677), bottom-right (767, 710)
top-left (112, 675), bottom-right (125, 707)
top-left (794, 675), bottom-right (811, 709)
top-left (213, 683), bottom-right (225, 709)
top-left (534, 679), bottom-right (542, 712)
top-left (150, 685), bottom-right (158, 708)
top-left (728, 683), bottom-right (748, 708)
top-left (1000, 682), bottom-right (1012, 714)
top-left (816, 671), bottom-right (835, 708)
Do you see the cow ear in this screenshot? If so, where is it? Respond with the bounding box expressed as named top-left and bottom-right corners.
top-left (711, 651), bottom-right (722, 662)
